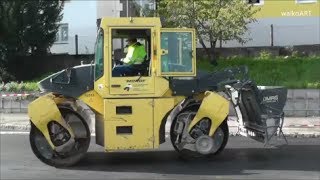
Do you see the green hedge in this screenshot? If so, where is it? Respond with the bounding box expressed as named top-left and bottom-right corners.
top-left (2, 56), bottom-right (319, 92)
top-left (0, 82), bottom-right (39, 92)
top-left (197, 56), bottom-right (320, 89)
top-left (0, 72), bottom-right (53, 92)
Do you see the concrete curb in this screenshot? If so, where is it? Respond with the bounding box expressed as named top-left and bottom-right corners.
top-left (1, 113), bottom-right (319, 137)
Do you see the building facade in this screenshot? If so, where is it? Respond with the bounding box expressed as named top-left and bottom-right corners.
top-left (50, 0), bottom-right (319, 54)
top-left (51, 0), bottom-right (155, 55)
top-left (223, 0), bottom-right (320, 47)
top-left (97, 0), bottom-right (156, 19)
top-left (50, 1), bottom-right (97, 55)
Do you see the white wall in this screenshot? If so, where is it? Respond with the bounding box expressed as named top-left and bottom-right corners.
top-left (50, 1), bottom-right (97, 55)
top-left (220, 17), bottom-right (320, 47)
top-left (97, 0), bottom-right (122, 18)
top-left (51, 1), bottom-right (319, 54)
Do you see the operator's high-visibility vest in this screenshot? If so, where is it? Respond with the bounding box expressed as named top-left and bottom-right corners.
top-left (123, 43), bottom-right (147, 65)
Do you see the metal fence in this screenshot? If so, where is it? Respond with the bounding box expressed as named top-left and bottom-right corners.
top-left (221, 24), bottom-right (320, 48)
top-left (51, 24), bottom-right (320, 55)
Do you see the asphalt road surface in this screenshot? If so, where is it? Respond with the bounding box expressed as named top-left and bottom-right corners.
top-left (1, 134), bottom-right (320, 180)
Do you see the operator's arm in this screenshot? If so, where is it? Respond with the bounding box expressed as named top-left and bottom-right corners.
top-left (122, 46), bottom-right (134, 64)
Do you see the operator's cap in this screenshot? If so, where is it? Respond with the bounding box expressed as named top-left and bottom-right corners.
top-left (126, 36), bottom-right (137, 42)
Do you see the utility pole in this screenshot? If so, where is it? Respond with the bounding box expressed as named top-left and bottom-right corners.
top-left (75, 34), bottom-right (79, 56)
top-left (270, 24), bottom-right (274, 47)
top-left (126, 0), bottom-right (129, 17)
top-left (140, 0), bottom-right (143, 17)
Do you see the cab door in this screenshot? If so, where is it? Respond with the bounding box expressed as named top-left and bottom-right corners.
top-left (158, 29), bottom-right (196, 77)
top-left (109, 27), bottom-right (155, 95)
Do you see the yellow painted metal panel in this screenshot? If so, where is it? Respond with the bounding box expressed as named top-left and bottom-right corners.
top-left (94, 76), bottom-right (110, 98)
top-left (254, 0), bottom-right (320, 18)
top-left (100, 17), bottom-right (162, 28)
top-left (161, 28), bottom-right (196, 32)
top-left (154, 76), bottom-right (171, 97)
top-left (153, 98), bottom-right (175, 148)
top-left (28, 94), bottom-right (75, 149)
top-left (188, 91), bottom-right (229, 136)
top-left (109, 76), bottom-right (155, 95)
top-left (96, 75), bottom-right (172, 98)
top-left (78, 90), bottom-right (104, 115)
top-left (104, 99), bottom-right (154, 150)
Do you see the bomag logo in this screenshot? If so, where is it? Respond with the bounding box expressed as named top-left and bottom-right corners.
top-left (263, 95), bottom-right (279, 103)
top-left (126, 79), bottom-right (146, 83)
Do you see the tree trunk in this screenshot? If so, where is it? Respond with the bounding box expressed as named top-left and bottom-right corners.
top-left (209, 47), bottom-right (217, 66)
top-left (209, 36), bottom-right (218, 66)
top-left (198, 37), bottom-right (211, 61)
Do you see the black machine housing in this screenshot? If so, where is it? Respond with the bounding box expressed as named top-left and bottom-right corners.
top-left (170, 66), bottom-right (288, 144)
top-left (38, 64), bottom-right (94, 98)
top-left (238, 82), bottom-right (287, 143)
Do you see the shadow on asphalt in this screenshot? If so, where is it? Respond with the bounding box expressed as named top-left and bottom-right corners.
top-left (65, 145), bottom-right (320, 176)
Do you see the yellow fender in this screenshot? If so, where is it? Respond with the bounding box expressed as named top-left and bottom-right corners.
top-left (28, 93), bottom-right (75, 149)
top-left (188, 91), bottom-right (229, 136)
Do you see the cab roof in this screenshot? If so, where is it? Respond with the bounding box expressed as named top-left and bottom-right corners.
top-left (100, 17), bottom-right (162, 28)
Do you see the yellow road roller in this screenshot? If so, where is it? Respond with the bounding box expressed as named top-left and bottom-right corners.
top-left (28, 17), bottom-right (288, 167)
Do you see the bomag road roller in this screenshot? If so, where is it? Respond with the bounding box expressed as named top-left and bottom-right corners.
top-left (28, 17), bottom-right (288, 167)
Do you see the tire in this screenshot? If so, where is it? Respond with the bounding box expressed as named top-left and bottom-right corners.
top-left (29, 107), bottom-right (90, 167)
top-left (170, 105), bottom-right (229, 160)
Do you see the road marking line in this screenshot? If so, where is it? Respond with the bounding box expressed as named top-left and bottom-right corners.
top-left (1, 93), bottom-right (30, 97)
top-left (0, 131), bottom-right (29, 135)
top-left (0, 131), bottom-right (97, 136)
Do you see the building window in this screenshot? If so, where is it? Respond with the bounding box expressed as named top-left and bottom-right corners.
top-left (120, 0), bottom-right (156, 17)
top-left (55, 23), bottom-right (69, 44)
top-left (296, 0), bottom-right (317, 3)
top-left (248, 0), bottom-right (264, 5)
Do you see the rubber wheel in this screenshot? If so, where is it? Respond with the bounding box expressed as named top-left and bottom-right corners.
top-left (170, 105), bottom-right (229, 160)
top-left (29, 107), bottom-right (90, 167)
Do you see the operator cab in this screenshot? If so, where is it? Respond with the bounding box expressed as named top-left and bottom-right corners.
top-left (111, 29), bottom-right (151, 77)
top-left (94, 18), bottom-right (196, 97)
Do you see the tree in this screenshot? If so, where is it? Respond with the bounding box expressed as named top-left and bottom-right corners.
top-left (0, 0), bottom-right (64, 81)
top-left (140, 0), bottom-right (157, 17)
top-left (157, 0), bottom-right (260, 65)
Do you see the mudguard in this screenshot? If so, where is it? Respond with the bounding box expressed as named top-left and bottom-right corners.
top-left (188, 91), bottom-right (229, 136)
top-left (28, 93), bottom-right (75, 149)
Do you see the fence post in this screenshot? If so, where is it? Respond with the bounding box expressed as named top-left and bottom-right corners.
top-left (0, 96), bottom-right (2, 112)
top-left (270, 24), bottom-right (274, 47)
top-left (305, 91), bottom-right (308, 117)
top-left (75, 34), bottom-right (79, 55)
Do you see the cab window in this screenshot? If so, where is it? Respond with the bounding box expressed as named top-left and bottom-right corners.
top-left (111, 29), bottom-right (151, 77)
top-left (95, 29), bottom-right (104, 80)
top-left (160, 32), bottom-right (193, 74)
